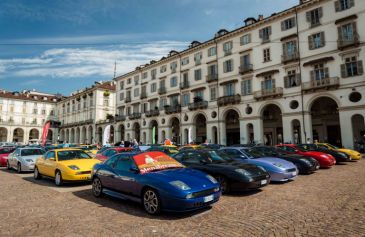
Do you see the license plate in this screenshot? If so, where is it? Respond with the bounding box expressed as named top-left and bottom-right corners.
top-left (292, 171), bottom-right (297, 176)
top-left (203, 194), bottom-right (214, 203)
top-left (261, 180), bottom-right (267, 185)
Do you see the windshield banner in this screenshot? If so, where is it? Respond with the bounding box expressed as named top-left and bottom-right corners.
top-left (133, 151), bottom-right (184, 174)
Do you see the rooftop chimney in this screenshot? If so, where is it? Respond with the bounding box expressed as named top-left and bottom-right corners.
top-left (258, 15), bottom-right (264, 21)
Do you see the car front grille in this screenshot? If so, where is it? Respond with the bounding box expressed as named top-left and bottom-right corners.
top-left (286, 168), bottom-right (296, 172)
top-left (192, 188), bottom-right (216, 198)
top-left (77, 171), bottom-right (91, 175)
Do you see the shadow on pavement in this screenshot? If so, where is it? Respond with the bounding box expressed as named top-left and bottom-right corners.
top-left (22, 175), bottom-right (91, 189)
top-left (225, 189), bottom-right (263, 197)
top-left (72, 188), bottom-right (213, 220)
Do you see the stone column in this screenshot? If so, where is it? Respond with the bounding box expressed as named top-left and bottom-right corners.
top-left (252, 119), bottom-right (264, 145)
top-left (240, 120), bottom-right (247, 145)
top-left (339, 110), bottom-right (354, 149)
top-left (302, 113), bottom-right (313, 143)
top-left (218, 121), bottom-right (226, 145)
top-left (282, 117), bottom-right (293, 144)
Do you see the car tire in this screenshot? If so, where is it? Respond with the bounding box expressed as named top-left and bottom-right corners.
top-left (34, 167), bottom-right (42, 180)
top-left (92, 177), bottom-right (104, 197)
top-left (17, 163), bottom-right (21, 173)
top-left (215, 175), bottom-right (230, 194)
top-left (6, 160), bottom-right (11, 170)
top-left (55, 170), bottom-right (63, 186)
top-left (142, 188), bottom-right (161, 215)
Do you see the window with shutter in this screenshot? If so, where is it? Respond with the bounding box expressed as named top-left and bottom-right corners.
top-left (341, 64), bottom-right (348, 78)
top-left (357, 60), bottom-right (364, 75)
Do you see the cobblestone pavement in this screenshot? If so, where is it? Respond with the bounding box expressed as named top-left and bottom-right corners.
top-left (0, 160), bottom-right (365, 237)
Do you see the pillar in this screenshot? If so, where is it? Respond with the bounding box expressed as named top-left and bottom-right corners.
top-left (339, 111), bottom-right (354, 149)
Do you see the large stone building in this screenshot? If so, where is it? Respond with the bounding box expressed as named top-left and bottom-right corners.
top-left (114, 0), bottom-right (365, 149)
top-left (0, 90), bottom-right (60, 144)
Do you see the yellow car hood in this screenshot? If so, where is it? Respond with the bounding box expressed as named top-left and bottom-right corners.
top-left (59, 159), bottom-right (100, 171)
top-left (338, 148), bottom-right (359, 155)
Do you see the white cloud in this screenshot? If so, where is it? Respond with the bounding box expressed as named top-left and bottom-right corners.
top-left (0, 41), bottom-right (187, 79)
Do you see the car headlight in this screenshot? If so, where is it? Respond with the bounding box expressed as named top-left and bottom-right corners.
top-left (235, 169), bottom-right (250, 176)
top-left (206, 174), bottom-right (218, 184)
top-left (186, 193), bottom-right (193, 199)
top-left (25, 159), bottom-right (34, 163)
top-left (169, 180), bottom-right (191, 190)
top-left (68, 165), bottom-right (80, 170)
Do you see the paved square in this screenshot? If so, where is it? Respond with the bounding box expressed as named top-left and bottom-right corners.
top-left (0, 160), bottom-right (365, 237)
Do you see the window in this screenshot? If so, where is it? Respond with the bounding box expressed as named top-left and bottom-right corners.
top-left (261, 75), bottom-right (276, 91)
top-left (335, 0), bottom-right (354, 12)
top-left (259, 26), bottom-right (271, 42)
top-left (341, 56), bottom-right (363, 78)
top-left (241, 79), bottom-right (252, 96)
top-left (208, 47), bottom-right (216, 57)
top-left (159, 79), bottom-right (165, 89)
top-left (151, 69), bottom-right (157, 80)
top-left (142, 72), bottom-right (148, 79)
top-left (142, 103), bottom-right (148, 113)
top-left (263, 48), bottom-right (271, 62)
top-left (115, 157), bottom-right (134, 171)
top-left (240, 54), bottom-right (251, 67)
top-left (150, 83), bottom-right (157, 93)
top-left (134, 88), bottom-right (139, 97)
top-left (33, 109), bottom-right (38, 114)
top-left (281, 17), bottom-right (296, 31)
top-left (223, 41), bottom-right (233, 55)
top-left (127, 107), bottom-right (131, 115)
top-left (103, 98), bottom-right (109, 107)
top-left (126, 91), bottom-right (131, 99)
top-left (306, 7), bottom-right (323, 27)
top-left (170, 76), bottom-right (178, 87)
top-left (182, 94), bottom-right (190, 107)
top-left (224, 83), bottom-right (235, 96)
top-left (134, 76), bottom-right (139, 85)
top-left (119, 81), bottom-right (124, 90)
top-left (208, 64), bottom-right (218, 76)
top-left (338, 22), bottom-right (357, 45)
top-left (160, 65), bottom-right (167, 73)
top-left (133, 104), bottom-right (139, 113)
top-left (240, 34), bottom-right (251, 45)
top-left (150, 101), bottom-right (157, 110)
top-left (194, 52), bottom-right (202, 65)
top-left (170, 95), bottom-right (179, 106)
top-left (194, 69), bottom-right (202, 81)
top-left (308, 32), bottom-right (325, 49)
top-left (284, 70), bottom-right (300, 88)
top-left (210, 87), bottom-right (217, 100)
top-left (223, 59), bottom-right (234, 73)
top-left (119, 92), bottom-right (124, 101)
top-left (183, 72), bottom-right (189, 82)
top-left (181, 57), bottom-right (189, 66)
top-left (159, 98), bottom-right (167, 110)
top-left (311, 64), bottom-right (329, 81)
top-left (170, 61), bottom-right (177, 72)
top-left (195, 90), bottom-right (204, 100)
top-left (41, 109), bottom-right (45, 115)
top-left (283, 40), bottom-right (298, 59)
top-left (127, 78), bottom-right (132, 84)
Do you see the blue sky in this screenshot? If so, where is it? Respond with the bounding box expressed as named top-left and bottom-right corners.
top-left (0, 0), bottom-right (297, 95)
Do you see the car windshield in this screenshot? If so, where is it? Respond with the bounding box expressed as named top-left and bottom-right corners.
top-left (242, 149), bottom-right (264, 159)
top-left (57, 150), bottom-right (91, 161)
top-left (132, 152), bottom-right (184, 174)
top-left (21, 149), bottom-right (45, 156)
top-left (0, 148), bottom-right (15, 154)
top-left (202, 150), bottom-right (233, 163)
top-left (325, 143), bottom-right (338, 149)
top-left (298, 144), bottom-right (317, 151)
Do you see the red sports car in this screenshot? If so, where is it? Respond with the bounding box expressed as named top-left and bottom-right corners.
top-left (276, 144), bottom-right (336, 168)
top-left (95, 147), bottom-right (135, 161)
top-left (0, 147), bottom-right (16, 167)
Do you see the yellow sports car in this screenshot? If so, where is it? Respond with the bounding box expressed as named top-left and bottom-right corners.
top-left (34, 148), bottom-right (101, 186)
top-left (79, 145), bottom-right (98, 155)
top-left (316, 143), bottom-right (362, 160)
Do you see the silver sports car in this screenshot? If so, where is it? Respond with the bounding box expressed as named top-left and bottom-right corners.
top-left (7, 147), bottom-right (45, 172)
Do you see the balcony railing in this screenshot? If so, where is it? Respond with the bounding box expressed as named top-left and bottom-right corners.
top-left (140, 92), bottom-right (147, 99)
top-left (217, 94), bottom-right (241, 106)
top-left (206, 74), bottom-right (218, 83)
top-left (302, 77), bottom-right (340, 92)
top-left (239, 64), bottom-right (253, 74)
top-left (253, 87), bottom-right (283, 100)
top-left (129, 113), bottom-right (141, 120)
top-left (281, 52), bottom-right (299, 64)
top-left (115, 115), bottom-right (126, 122)
top-left (158, 87), bottom-right (167, 95)
top-left (0, 120), bottom-right (14, 125)
top-left (188, 101), bottom-right (208, 111)
top-left (145, 109), bottom-right (160, 117)
top-left (338, 33), bottom-right (360, 50)
top-left (180, 81), bottom-right (190, 89)
top-left (125, 96), bottom-right (131, 103)
top-left (164, 105), bottom-right (181, 114)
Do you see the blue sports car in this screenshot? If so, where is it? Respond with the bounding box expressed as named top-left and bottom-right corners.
top-left (220, 147), bottom-right (298, 182)
top-left (91, 151), bottom-right (221, 215)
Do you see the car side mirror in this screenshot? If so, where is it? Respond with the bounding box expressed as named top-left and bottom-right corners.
top-left (130, 167), bottom-right (139, 173)
top-left (49, 158), bottom-right (55, 161)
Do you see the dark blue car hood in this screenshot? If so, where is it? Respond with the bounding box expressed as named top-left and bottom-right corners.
top-left (143, 168), bottom-right (217, 191)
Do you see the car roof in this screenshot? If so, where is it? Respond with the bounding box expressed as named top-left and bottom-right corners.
top-left (52, 148), bottom-right (83, 152)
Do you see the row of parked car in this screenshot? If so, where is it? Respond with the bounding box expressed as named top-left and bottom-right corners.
top-left (0, 142), bottom-right (363, 215)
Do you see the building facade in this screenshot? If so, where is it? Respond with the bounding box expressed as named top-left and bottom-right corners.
top-left (0, 90), bottom-right (59, 144)
top-left (57, 81), bottom-right (116, 144)
top-left (114, 0), bottom-right (365, 149)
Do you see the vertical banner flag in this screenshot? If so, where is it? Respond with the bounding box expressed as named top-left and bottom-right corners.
top-left (152, 126), bottom-right (156, 144)
top-left (103, 125), bottom-right (111, 146)
top-left (188, 127), bottom-right (193, 144)
top-left (41, 121), bottom-right (51, 146)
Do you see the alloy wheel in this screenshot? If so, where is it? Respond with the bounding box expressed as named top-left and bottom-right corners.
top-left (92, 178), bottom-right (103, 197)
top-left (216, 176), bottom-right (229, 194)
top-left (143, 189), bottom-right (160, 215)
top-left (34, 167), bottom-right (41, 179)
top-left (55, 171), bottom-right (63, 186)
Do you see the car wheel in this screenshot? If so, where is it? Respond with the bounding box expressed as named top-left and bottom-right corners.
top-left (17, 163), bottom-right (21, 173)
top-left (34, 167), bottom-right (42, 180)
top-left (6, 160), bottom-right (11, 170)
top-left (92, 177), bottom-right (103, 197)
top-left (216, 176), bottom-right (230, 194)
top-left (55, 171), bottom-right (63, 186)
top-left (143, 189), bottom-right (161, 215)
